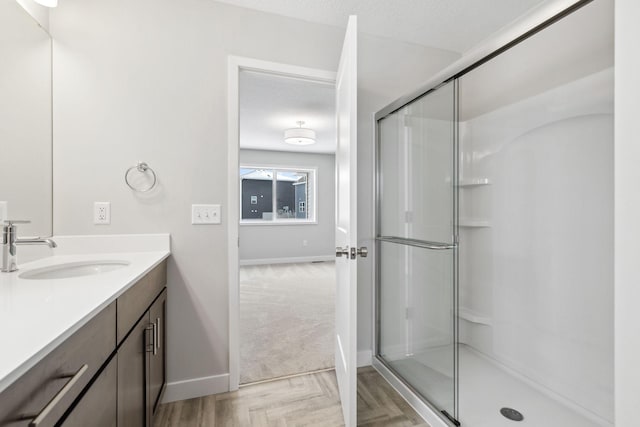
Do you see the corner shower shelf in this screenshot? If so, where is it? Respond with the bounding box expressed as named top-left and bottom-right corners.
top-left (458, 178), bottom-right (491, 188)
top-left (458, 308), bottom-right (492, 326)
top-left (459, 219), bottom-right (491, 228)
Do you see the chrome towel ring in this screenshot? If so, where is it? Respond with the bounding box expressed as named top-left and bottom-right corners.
top-left (125, 161), bottom-right (157, 192)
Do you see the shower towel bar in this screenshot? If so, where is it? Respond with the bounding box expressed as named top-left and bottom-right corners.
top-left (376, 236), bottom-right (456, 250)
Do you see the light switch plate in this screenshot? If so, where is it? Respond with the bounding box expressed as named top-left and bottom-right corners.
top-left (192, 204), bottom-right (221, 224)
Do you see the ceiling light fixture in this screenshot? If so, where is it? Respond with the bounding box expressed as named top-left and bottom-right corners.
top-left (284, 121), bottom-right (316, 146)
top-left (33, 0), bottom-right (58, 7)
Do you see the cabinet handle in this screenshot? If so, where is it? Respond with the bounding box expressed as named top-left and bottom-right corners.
top-left (156, 317), bottom-right (161, 351)
top-left (28, 364), bottom-right (88, 427)
top-left (146, 324), bottom-right (156, 354)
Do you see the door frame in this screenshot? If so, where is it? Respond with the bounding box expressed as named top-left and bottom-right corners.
top-left (227, 56), bottom-right (336, 391)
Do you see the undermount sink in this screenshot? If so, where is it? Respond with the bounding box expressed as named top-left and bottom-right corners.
top-left (19, 260), bottom-right (130, 280)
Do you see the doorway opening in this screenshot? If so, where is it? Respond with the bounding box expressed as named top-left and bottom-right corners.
top-left (227, 59), bottom-right (338, 388)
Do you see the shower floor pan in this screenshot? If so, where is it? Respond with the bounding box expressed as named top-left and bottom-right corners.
top-left (385, 344), bottom-right (610, 427)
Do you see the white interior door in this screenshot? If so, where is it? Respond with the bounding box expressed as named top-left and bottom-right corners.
top-left (335, 15), bottom-right (358, 427)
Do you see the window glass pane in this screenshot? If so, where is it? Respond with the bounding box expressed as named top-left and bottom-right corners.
top-left (276, 171), bottom-right (309, 220)
top-left (240, 168), bottom-right (273, 220)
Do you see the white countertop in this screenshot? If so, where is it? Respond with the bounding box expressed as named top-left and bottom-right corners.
top-left (0, 234), bottom-right (170, 394)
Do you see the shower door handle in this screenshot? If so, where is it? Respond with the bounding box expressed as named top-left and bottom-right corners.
top-left (336, 246), bottom-right (350, 258)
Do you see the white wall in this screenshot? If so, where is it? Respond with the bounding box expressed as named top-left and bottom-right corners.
top-left (615, 1), bottom-right (640, 426)
top-left (49, 0), bottom-right (459, 399)
top-left (239, 149), bottom-right (335, 263)
top-left (460, 69), bottom-right (614, 422)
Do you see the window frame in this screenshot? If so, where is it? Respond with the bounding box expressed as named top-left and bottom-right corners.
top-left (239, 164), bottom-right (318, 226)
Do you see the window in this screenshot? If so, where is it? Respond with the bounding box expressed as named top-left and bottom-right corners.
top-left (240, 166), bottom-right (316, 224)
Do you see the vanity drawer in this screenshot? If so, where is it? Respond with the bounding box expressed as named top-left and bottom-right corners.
top-left (0, 302), bottom-right (116, 427)
top-left (117, 261), bottom-right (166, 344)
top-left (60, 354), bottom-right (117, 427)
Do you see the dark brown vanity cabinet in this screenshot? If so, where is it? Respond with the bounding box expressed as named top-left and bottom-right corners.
top-left (0, 259), bottom-right (168, 427)
top-left (117, 262), bottom-right (168, 427)
top-left (118, 289), bottom-right (167, 427)
top-left (117, 317), bottom-right (150, 427)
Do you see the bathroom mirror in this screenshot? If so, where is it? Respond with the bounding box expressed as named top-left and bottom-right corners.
top-left (0, 1), bottom-right (52, 237)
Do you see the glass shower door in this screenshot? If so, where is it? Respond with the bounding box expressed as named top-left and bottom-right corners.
top-left (376, 80), bottom-right (458, 422)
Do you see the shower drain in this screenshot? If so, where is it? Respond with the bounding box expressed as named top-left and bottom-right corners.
top-left (500, 407), bottom-right (524, 421)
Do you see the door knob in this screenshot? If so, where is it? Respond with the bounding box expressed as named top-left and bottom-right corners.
top-left (346, 246), bottom-right (369, 259)
top-left (350, 247), bottom-right (368, 259)
top-left (336, 246), bottom-right (349, 258)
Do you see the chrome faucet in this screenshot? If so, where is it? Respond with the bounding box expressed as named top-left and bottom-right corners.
top-left (2, 220), bottom-right (57, 273)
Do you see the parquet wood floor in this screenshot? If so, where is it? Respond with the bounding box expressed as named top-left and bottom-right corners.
top-left (154, 367), bottom-right (429, 427)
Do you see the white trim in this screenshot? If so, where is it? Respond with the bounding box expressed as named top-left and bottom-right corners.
top-left (231, 56), bottom-right (336, 84)
top-left (357, 350), bottom-right (372, 367)
top-left (372, 358), bottom-right (450, 427)
top-left (227, 56), bottom-right (241, 392)
top-left (228, 55), bottom-right (337, 392)
top-left (161, 373), bottom-right (230, 403)
top-left (239, 255), bottom-right (335, 266)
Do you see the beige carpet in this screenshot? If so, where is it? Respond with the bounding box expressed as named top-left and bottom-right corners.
top-left (239, 262), bottom-right (336, 384)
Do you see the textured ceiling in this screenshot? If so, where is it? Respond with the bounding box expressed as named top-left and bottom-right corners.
top-left (240, 71), bottom-right (336, 154)
top-left (214, 0), bottom-right (550, 53)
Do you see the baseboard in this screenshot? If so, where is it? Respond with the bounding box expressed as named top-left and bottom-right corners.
top-left (239, 255), bottom-right (335, 266)
top-left (357, 350), bottom-right (372, 367)
top-left (161, 373), bottom-right (230, 403)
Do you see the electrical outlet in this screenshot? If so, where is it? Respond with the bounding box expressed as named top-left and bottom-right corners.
top-left (192, 204), bottom-right (221, 224)
top-left (94, 202), bottom-right (111, 225)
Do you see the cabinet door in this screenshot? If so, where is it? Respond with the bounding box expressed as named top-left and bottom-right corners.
top-left (61, 356), bottom-right (117, 427)
top-left (149, 289), bottom-right (167, 418)
top-left (118, 313), bottom-right (151, 427)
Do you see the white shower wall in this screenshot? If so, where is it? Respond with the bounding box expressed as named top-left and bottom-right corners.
top-left (456, 1), bottom-right (614, 422)
top-left (458, 67), bottom-right (614, 423)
